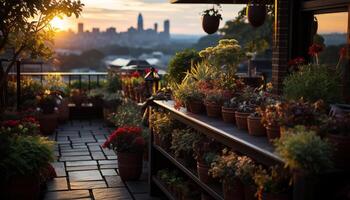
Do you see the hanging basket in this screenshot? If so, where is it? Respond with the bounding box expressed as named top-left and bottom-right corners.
top-left (247, 4), bottom-right (267, 27)
top-left (311, 17), bottom-right (318, 35)
top-left (202, 14), bottom-right (220, 34)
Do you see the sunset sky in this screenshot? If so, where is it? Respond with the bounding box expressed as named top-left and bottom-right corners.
top-left (53, 0), bottom-right (347, 35)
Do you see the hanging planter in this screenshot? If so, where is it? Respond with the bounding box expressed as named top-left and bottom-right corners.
top-left (202, 7), bottom-right (222, 34)
top-left (246, 2), bottom-right (267, 27)
top-left (311, 16), bottom-right (318, 35)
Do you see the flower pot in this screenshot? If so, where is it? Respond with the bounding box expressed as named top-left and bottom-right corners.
top-left (205, 102), bottom-right (222, 118)
top-left (235, 111), bottom-right (251, 130)
top-left (197, 161), bottom-right (214, 184)
top-left (202, 14), bottom-right (220, 34)
top-left (266, 125), bottom-right (281, 143)
top-left (247, 116), bottom-right (266, 136)
top-left (223, 178), bottom-right (245, 200)
top-left (58, 99), bottom-right (70, 122)
top-left (187, 101), bottom-right (205, 114)
top-left (326, 134), bottom-right (350, 169)
top-left (247, 4), bottom-right (266, 27)
top-left (3, 174), bottom-right (40, 200)
top-left (153, 133), bottom-right (161, 146)
top-left (222, 107), bottom-right (236, 124)
top-left (38, 113), bottom-right (58, 135)
top-left (244, 184), bottom-right (258, 200)
top-left (117, 152), bottom-right (143, 181)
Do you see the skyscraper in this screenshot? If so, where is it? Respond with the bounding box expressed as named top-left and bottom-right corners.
top-left (137, 13), bottom-right (144, 32)
top-left (78, 23), bottom-right (84, 34)
top-left (154, 23), bottom-right (158, 33)
top-left (164, 20), bottom-right (170, 35)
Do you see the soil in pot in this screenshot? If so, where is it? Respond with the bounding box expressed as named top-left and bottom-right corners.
top-left (222, 107), bottom-right (236, 124)
top-left (266, 125), bottom-right (281, 143)
top-left (247, 116), bottom-right (266, 136)
top-left (223, 178), bottom-right (245, 200)
top-left (205, 102), bottom-right (222, 118)
top-left (326, 134), bottom-right (350, 169)
top-left (197, 161), bottom-right (214, 184)
top-left (187, 101), bottom-right (205, 114)
top-left (202, 14), bottom-right (220, 34)
top-left (117, 152), bottom-right (143, 181)
top-left (38, 113), bottom-right (58, 135)
top-left (247, 4), bottom-right (266, 27)
top-left (235, 111), bottom-right (251, 130)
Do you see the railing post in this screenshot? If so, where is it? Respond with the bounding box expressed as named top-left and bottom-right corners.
top-left (79, 75), bottom-right (82, 90)
top-left (68, 75), bottom-right (71, 87)
top-left (16, 61), bottom-right (21, 110)
top-left (97, 75), bottom-right (100, 87)
top-left (88, 75), bottom-right (91, 91)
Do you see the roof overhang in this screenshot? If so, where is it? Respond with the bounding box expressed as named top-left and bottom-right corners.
top-left (171, 0), bottom-right (273, 4)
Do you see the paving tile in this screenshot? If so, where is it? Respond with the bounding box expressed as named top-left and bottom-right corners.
top-left (70, 181), bottom-right (107, 189)
top-left (59, 156), bottom-right (92, 162)
top-left (105, 176), bottom-right (124, 187)
top-left (89, 145), bottom-right (101, 151)
top-left (102, 149), bottom-right (116, 156)
top-left (99, 160), bottom-right (118, 165)
top-left (101, 169), bottom-right (118, 176)
top-left (61, 151), bottom-right (90, 156)
top-left (125, 181), bottom-right (149, 194)
top-left (66, 160), bottom-right (97, 167)
top-left (66, 165), bottom-right (99, 171)
top-left (47, 177), bottom-right (68, 191)
top-left (100, 164), bottom-right (118, 169)
top-left (51, 162), bottom-right (66, 177)
top-left (92, 188), bottom-right (132, 200)
top-left (61, 148), bottom-right (89, 153)
top-left (107, 155), bottom-right (118, 160)
top-left (44, 190), bottom-right (90, 200)
top-left (91, 152), bottom-right (106, 160)
top-left (69, 170), bottom-right (103, 181)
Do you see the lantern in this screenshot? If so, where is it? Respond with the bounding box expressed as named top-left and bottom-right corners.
top-left (144, 67), bottom-right (160, 98)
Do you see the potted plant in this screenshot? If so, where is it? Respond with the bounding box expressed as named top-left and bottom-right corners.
top-left (253, 166), bottom-right (291, 200)
top-left (209, 149), bottom-right (244, 200)
top-left (259, 103), bottom-right (282, 142)
top-left (102, 91), bottom-right (123, 120)
top-left (235, 101), bottom-right (255, 130)
top-left (150, 110), bottom-right (174, 149)
top-left (69, 88), bottom-right (85, 107)
top-left (204, 89), bottom-right (224, 118)
top-left (36, 90), bottom-right (58, 135)
top-left (322, 114), bottom-right (350, 169)
top-left (107, 102), bottom-right (141, 127)
top-left (0, 134), bottom-right (54, 200)
top-left (222, 97), bottom-right (239, 124)
top-left (235, 156), bottom-right (258, 200)
top-left (246, 1), bottom-right (267, 27)
top-left (247, 111), bottom-right (266, 136)
top-left (202, 7), bottom-right (222, 34)
top-left (103, 126), bottom-right (145, 181)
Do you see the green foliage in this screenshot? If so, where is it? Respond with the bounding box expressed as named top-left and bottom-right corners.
top-left (108, 102), bottom-right (141, 127)
top-left (283, 64), bottom-right (342, 103)
top-left (170, 129), bottom-right (201, 158)
top-left (106, 74), bottom-right (122, 93)
top-left (274, 126), bottom-right (333, 174)
top-left (68, 80), bottom-right (104, 90)
top-left (235, 156), bottom-right (257, 185)
top-left (209, 149), bottom-right (239, 182)
top-left (167, 49), bottom-right (202, 84)
top-left (253, 166), bottom-right (290, 195)
top-left (0, 135), bottom-right (54, 181)
top-left (193, 34), bottom-right (222, 51)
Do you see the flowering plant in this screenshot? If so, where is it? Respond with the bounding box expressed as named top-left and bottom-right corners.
top-left (235, 156), bottom-right (257, 185)
top-left (288, 57), bottom-right (305, 73)
top-left (36, 90), bottom-right (58, 114)
top-left (209, 149), bottom-right (239, 182)
top-left (308, 43), bottom-right (324, 64)
top-left (1, 117), bottom-right (40, 135)
top-left (103, 126), bottom-right (145, 153)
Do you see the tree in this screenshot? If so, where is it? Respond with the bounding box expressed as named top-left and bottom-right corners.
top-left (0, 0), bottom-right (84, 89)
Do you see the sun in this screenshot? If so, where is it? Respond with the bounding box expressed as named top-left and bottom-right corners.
top-left (50, 17), bottom-right (67, 30)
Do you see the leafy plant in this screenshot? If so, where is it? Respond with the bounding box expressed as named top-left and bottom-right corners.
top-left (235, 156), bottom-right (258, 185)
top-left (43, 74), bottom-right (68, 96)
top-left (106, 74), bottom-right (122, 93)
top-left (1, 117), bottom-right (40, 136)
top-left (173, 78), bottom-right (205, 109)
top-left (236, 101), bottom-right (255, 113)
top-left (274, 126), bottom-right (333, 174)
top-left (283, 64), bottom-right (342, 104)
top-left (108, 102), bottom-right (141, 127)
top-left (209, 149), bottom-right (239, 182)
top-left (205, 89), bottom-right (224, 105)
top-left (36, 90), bottom-right (59, 114)
top-left (0, 135), bottom-right (55, 181)
top-left (102, 126), bottom-right (145, 153)
top-left (202, 8), bottom-right (222, 19)
top-left (322, 114), bottom-right (350, 137)
top-left (171, 128), bottom-right (201, 158)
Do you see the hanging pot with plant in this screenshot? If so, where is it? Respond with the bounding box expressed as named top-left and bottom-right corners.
top-left (246, 1), bottom-right (267, 27)
top-left (202, 7), bottom-right (222, 34)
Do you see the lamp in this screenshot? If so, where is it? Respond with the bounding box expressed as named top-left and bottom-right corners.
top-left (144, 67), bottom-right (160, 98)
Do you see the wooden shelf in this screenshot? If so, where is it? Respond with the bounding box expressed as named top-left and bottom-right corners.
top-left (152, 176), bottom-right (176, 200)
top-left (153, 100), bottom-right (283, 166)
top-left (153, 144), bottom-right (224, 200)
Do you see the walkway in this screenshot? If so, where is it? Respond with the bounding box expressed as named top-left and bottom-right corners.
top-left (44, 120), bottom-right (156, 200)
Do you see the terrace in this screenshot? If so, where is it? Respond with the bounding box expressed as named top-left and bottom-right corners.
top-left (1, 0), bottom-right (350, 200)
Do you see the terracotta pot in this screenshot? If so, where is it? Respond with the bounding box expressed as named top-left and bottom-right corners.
top-left (153, 133), bottom-right (161, 145)
top-left (187, 101), bottom-right (205, 114)
top-left (235, 111), bottom-right (251, 130)
top-left (223, 178), bottom-right (245, 200)
top-left (247, 4), bottom-right (266, 27)
top-left (222, 107), bottom-right (236, 124)
top-left (261, 192), bottom-right (290, 200)
top-left (197, 161), bottom-right (214, 184)
top-left (205, 102), bottom-right (222, 118)
top-left (266, 125), bottom-right (281, 143)
top-left (244, 184), bottom-right (258, 200)
top-left (3, 174), bottom-right (40, 200)
top-left (38, 113), bottom-right (58, 135)
top-left (58, 99), bottom-right (70, 122)
top-left (117, 152), bottom-right (143, 181)
top-left (202, 14), bottom-right (220, 34)
top-left (327, 134), bottom-right (350, 169)
top-left (247, 116), bottom-right (266, 136)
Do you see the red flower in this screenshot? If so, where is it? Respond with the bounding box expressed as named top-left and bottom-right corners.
top-left (23, 116), bottom-right (38, 124)
top-left (133, 136), bottom-right (145, 147)
top-left (288, 57), bottom-right (305, 66)
top-left (308, 44), bottom-right (324, 56)
top-left (3, 120), bottom-right (20, 127)
top-left (339, 47), bottom-right (347, 59)
top-left (131, 71), bottom-right (141, 78)
top-left (102, 126), bottom-right (143, 150)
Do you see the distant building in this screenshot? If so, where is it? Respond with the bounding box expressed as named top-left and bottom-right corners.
top-left (78, 23), bottom-right (84, 34)
top-left (92, 28), bottom-right (100, 34)
top-left (164, 20), bottom-right (170, 35)
top-left (137, 13), bottom-right (144, 32)
top-left (106, 27), bottom-right (116, 34)
top-left (154, 23), bottom-right (158, 33)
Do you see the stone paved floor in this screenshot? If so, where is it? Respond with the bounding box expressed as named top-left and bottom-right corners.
top-left (44, 120), bottom-right (157, 200)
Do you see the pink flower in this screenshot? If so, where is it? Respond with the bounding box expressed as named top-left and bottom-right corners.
top-left (308, 44), bottom-right (324, 56)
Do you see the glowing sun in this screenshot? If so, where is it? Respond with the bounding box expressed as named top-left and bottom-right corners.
top-left (50, 17), bottom-right (67, 30)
